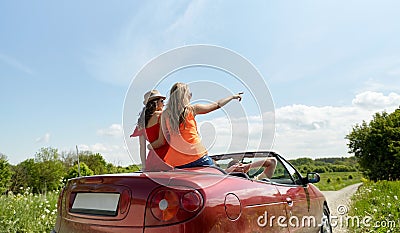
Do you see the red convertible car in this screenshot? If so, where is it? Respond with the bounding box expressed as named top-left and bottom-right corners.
top-left (52, 151), bottom-right (332, 233)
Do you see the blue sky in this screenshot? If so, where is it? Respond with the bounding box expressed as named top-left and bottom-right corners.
top-left (1, 1), bottom-right (400, 166)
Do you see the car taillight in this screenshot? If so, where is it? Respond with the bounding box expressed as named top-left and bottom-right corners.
top-left (151, 190), bottom-right (180, 221)
top-left (181, 191), bottom-right (202, 212)
top-left (146, 186), bottom-right (204, 226)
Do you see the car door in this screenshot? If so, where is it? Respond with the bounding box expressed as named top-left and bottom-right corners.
top-left (271, 157), bottom-right (320, 233)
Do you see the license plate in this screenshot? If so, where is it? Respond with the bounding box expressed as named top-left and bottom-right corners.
top-left (71, 193), bottom-right (120, 216)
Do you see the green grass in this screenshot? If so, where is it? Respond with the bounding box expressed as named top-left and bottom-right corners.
top-left (313, 171), bottom-right (363, 191)
top-left (349, 180), bottom-right (400, 232)
top-left (0, 188), bottom-right (58, 233)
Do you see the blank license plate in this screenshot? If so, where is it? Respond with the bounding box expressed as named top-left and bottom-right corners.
top-left (71, 193), bottom-right (120, 216)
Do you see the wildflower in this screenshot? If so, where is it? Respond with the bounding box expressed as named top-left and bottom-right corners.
top-left (373, 208), bottom-right (377, 212)
top-left (394, 195), bottom-right (398, 200)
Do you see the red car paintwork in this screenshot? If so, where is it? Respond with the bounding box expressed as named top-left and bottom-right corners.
top-left (52, 151), bottom-right (330, 233)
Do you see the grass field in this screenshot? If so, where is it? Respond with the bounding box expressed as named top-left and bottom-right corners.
top-left (313, 171), bottom-right (364, 191)
top-left (349, 180), bottom-right (400, 232)
top-left (0, 188), bottom-right (58, 233)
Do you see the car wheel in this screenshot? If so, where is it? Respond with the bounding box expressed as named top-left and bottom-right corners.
top-left (320, 204), bottom-right (332, 233)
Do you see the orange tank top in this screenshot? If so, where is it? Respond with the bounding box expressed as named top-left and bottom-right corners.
top-left (164, 110), bottom-right (207, 167)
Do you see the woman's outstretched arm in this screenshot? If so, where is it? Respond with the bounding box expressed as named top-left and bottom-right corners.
top-left (193, 93), bottom-right (243, 115)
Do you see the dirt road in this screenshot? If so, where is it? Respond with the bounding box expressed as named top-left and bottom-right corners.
top-left (321, 183), bottom-right (363, 233)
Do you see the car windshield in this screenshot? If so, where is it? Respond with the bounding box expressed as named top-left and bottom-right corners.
top-left (211, 151), bottom-right (303, 185)
top-left (211, 152), bottom-right (277, 179)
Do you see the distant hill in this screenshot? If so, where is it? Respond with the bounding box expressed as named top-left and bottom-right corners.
top-left (289, 156), bottom-right (359, 173)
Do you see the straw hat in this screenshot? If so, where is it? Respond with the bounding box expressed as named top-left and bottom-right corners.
top-left (143, 90), bottom-right (166, 105)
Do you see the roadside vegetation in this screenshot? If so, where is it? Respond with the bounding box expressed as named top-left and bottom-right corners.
top-left (0, 187), bottom-right (58, 233)
top-left (0, 148), bottom-right (140, 232)
top-left (349, 180), bottom-right (400, 232)
top-left (346, 107), bottom-right (400, 232)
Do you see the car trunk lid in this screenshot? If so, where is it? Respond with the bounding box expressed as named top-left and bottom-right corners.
top-left (60, 173), bottom-right (163, 229)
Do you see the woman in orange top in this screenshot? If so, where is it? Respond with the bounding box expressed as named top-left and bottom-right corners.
top-left (150, 82), bottom-right (242, 168)
top-left (130, 90), bottom-right (172, 171)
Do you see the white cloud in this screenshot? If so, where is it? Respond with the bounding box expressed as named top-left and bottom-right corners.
top-left (35, 133), bottom-right (50, 143)
top-left (273, 91), bottom-right (399, 158)
top-left (97, 124), bottom-right (123, 137)
top-left (199, 91), bottom-right (399, 159)
top-left (352, 91), bottom-right (400, 111)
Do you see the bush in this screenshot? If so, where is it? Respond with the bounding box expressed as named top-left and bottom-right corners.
top-left (314, 166), bottom-right (327, 173)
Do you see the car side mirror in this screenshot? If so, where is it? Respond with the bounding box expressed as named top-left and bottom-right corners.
top-left (306, 172), bottom-right (320, 183)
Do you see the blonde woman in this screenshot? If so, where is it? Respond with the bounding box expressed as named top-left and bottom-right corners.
top-left (150, 82), bottom-right (242, 168)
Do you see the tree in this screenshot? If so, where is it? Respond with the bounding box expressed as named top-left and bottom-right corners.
top-left (9, 148), bottom-right (66, 194)
top-left (65, 162), bottom-right (94, 181)
top-left (0, 153), bottom-right (12, 194)
top-left (34, 147), bottom-right (66, 192)
top-left (10, 158), bottom-right (39, 193)
top-left (60, 150), bottom-right (77, 172)
top-left (78, 151), bottom-right (108, 175)
top-left (346, 108), bottom-right (400, 181)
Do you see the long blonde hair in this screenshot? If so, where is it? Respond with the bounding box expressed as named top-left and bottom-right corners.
top-left (164, 82), bottom-right (192, 133)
